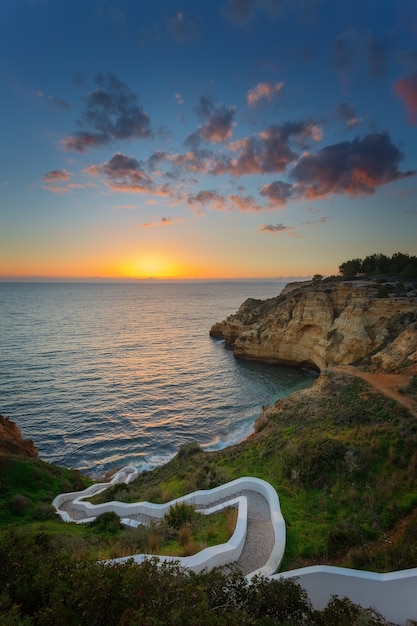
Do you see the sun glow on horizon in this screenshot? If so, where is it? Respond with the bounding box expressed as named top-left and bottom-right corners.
top-left (122, 255), bottom-right (183, 279)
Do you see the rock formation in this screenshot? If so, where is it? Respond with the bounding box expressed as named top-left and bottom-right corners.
top-left (0, 415), bottom-right (38, 458)
top-left (210, 280), bottom-right (417, 372)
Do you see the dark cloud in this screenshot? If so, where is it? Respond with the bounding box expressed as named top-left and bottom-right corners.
top-left (187, 190), bottom-right (263, 212)
top-left (259, 223), bottom-right (301, 237)
top-left (166, 11), bottom-right (200, 42)
top-left (187, 190), bottom-right (224, 206)
top-left (62, 73), bottom-right (151, 152)
top-left (143, 217), bottom-right (173, 227)
top-left (393, 73), bottom-right (417, 125)
top-left (84, 152), bottom-right (155, 193)
top-left (41, 169), bottom-right (73, 193)
top-left (212, 121), bottom-right (321, 176)
top-left (260, 180), bottom-right (295, 206)
top-left (186, 96), bottom-right (236, 145)
top-left (366, 36), bottom-right (390, 78)
top-left (42, 169), bottom-right (71, 184)
top-left (302, 216), bottom-right (329, 226)
top-left (291, 132), bottom-right (415, 198)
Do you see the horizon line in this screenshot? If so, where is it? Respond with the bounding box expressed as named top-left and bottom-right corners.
top-left (0, 275), bottom-right (313, 284)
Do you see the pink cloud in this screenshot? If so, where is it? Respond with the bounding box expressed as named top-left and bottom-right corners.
top-left (41, 169), bottom-right (73, 193)
top-left (394, 73), bottom-right (417, 124)
top-left (247, 81), bottom-right (284, 107)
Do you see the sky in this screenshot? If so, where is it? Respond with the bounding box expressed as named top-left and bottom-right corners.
top-left (1, 0), bottom-right (417, 280)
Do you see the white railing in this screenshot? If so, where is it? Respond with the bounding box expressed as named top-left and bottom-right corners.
top-left (276, 565), bottom-right (417, 626)
top-left (53, 468), bottom-right (417, 625)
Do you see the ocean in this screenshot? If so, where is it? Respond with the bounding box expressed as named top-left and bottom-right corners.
top-left (0, 281), bottom-right (316, 478)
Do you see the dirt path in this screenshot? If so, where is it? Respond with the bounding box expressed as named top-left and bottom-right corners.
top-left (332, 364), bottom-right (417, 418)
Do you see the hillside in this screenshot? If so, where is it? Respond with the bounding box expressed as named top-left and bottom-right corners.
top-left (1, 278), bottom-right (417, 623)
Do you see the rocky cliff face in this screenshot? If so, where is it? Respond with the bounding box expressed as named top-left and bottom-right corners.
top-left (210, 280), bottom-right (417, 372)
top-left (0, 416), bottom-right (38, 458)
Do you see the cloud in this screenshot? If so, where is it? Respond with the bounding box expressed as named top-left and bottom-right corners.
top-left (41, 168), bottom-right (73, 193)
top-left (142, 217), bottom-right (173, 227)
top-left (186, 95), bottom-right (236, 145)
top-left (187, 190), bottom-right (263, 212)
top-left (62, 73), bottom-right (151, 152)
top-left (84, 152), bottom-right (156, 193)
top-left (301, 216), bottom-right (329, 226)
top-left (291, 131), bottom-right (415, 198)
top-left (34, 89), bottom-right (71, 111)
top-left (393, 73), bottom-right (417, 124)
top-left (166, 11), bottom-right (199, 42)
top-left (247, 81), bottom-right (284, 107)
top-left (259, 223), bottom-right (302, 237)
top-left (216, 121), bottom-right (322, 176)
top-left (260, 180), bottom-right (295, 206)
top-left (335, 102), bottom-right (362, 128)
top-left (42, 169), bottom-right (71, 184)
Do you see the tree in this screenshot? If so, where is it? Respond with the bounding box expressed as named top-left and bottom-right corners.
top-left (339, 258), bottom-right (362, 278)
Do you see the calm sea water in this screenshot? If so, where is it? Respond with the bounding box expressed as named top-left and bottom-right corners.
top-left (0, 282), bottom-right (316, 478)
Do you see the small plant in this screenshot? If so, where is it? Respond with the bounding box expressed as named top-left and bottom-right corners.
top-left (178, 523), bottom-right (191, 546)
top-left (10, 494), bottom-right (32, 516)
top-left (165, 502), bottom-right (196, 529)
top-left (90, 511), bottom-right (122, 535)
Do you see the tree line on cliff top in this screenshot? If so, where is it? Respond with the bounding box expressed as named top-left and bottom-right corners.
top-left (338, 252), bottom-right (417, 279)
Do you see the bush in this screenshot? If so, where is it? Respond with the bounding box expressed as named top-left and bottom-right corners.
top-left (10, 494), bottom-right (32, 516)
top-left (165, 502), bottom-right (196, 529)
top-left (90, 511), bottom-right (122, 535)
top-left (317, 595), bottom-right (388, 625)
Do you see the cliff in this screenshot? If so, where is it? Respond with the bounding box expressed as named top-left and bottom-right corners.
top-left (210, 279), bottom-right (417, 373)
top-left (0, 415), bottom-right (38, 458)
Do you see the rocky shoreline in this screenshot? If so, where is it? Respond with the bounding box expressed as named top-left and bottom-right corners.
top-left (210, 279), bottom-right (417, 374)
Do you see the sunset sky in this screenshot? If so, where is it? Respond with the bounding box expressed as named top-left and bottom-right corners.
top-left (1, 0), bottom-right (417, 280)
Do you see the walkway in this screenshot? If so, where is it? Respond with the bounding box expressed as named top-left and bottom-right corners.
top-left (53, 473), bottom-right (283, 577)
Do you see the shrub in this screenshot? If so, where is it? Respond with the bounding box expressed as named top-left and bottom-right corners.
top-left (317, 595), bottom-right (388, 625)
top-left (90, 511), bottom-right (122, 535)
top-left (10, 494), bottom-right (32, 516)
top-left (176, 441), bottom-right (202, 459)
top-left (165, 502), bottom-right (196, 529)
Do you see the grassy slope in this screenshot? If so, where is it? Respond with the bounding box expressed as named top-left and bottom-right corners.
top-left (1, 371), bottom-right (416, 572)
top-left (93, 371), bottom-right (417, 572)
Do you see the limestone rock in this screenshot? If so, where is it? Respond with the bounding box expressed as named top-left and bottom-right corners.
top-left (210, 280), bottom-right (417, 372)
top-left (0, 415), bottom-right (38, 458)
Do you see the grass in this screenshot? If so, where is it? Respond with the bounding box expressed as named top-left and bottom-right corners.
top-left (90, 371), bottom-right (417, 572)
top-left (1, 369), bottom-right (417, 572)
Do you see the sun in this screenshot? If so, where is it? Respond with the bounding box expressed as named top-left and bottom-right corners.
top-left (123, 255), bottom-right (179, 279)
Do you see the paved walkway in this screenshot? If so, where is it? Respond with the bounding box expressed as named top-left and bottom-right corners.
top-left (235, 491), bottom-right (275, 575)
top-left (57, 487), bottom-right (275, 575)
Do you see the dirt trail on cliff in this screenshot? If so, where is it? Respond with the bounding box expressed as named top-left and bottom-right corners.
top-left (332, 365), bottom-right (417, 418)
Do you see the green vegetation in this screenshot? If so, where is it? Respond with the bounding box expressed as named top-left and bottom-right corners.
top-left (91, 372), bottom-right (417, 571)
top-left (338, 251), bottom-right (417, 279)
top-left (0, 528), bottom-right (390, 625)
top-left (0, 456), bottom-right (91, 526)
top-left (1, 370), bottom-right (415, 622)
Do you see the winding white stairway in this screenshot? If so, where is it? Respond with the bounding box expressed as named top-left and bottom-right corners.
top-left (53, 467), bottom-right (417, 625)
